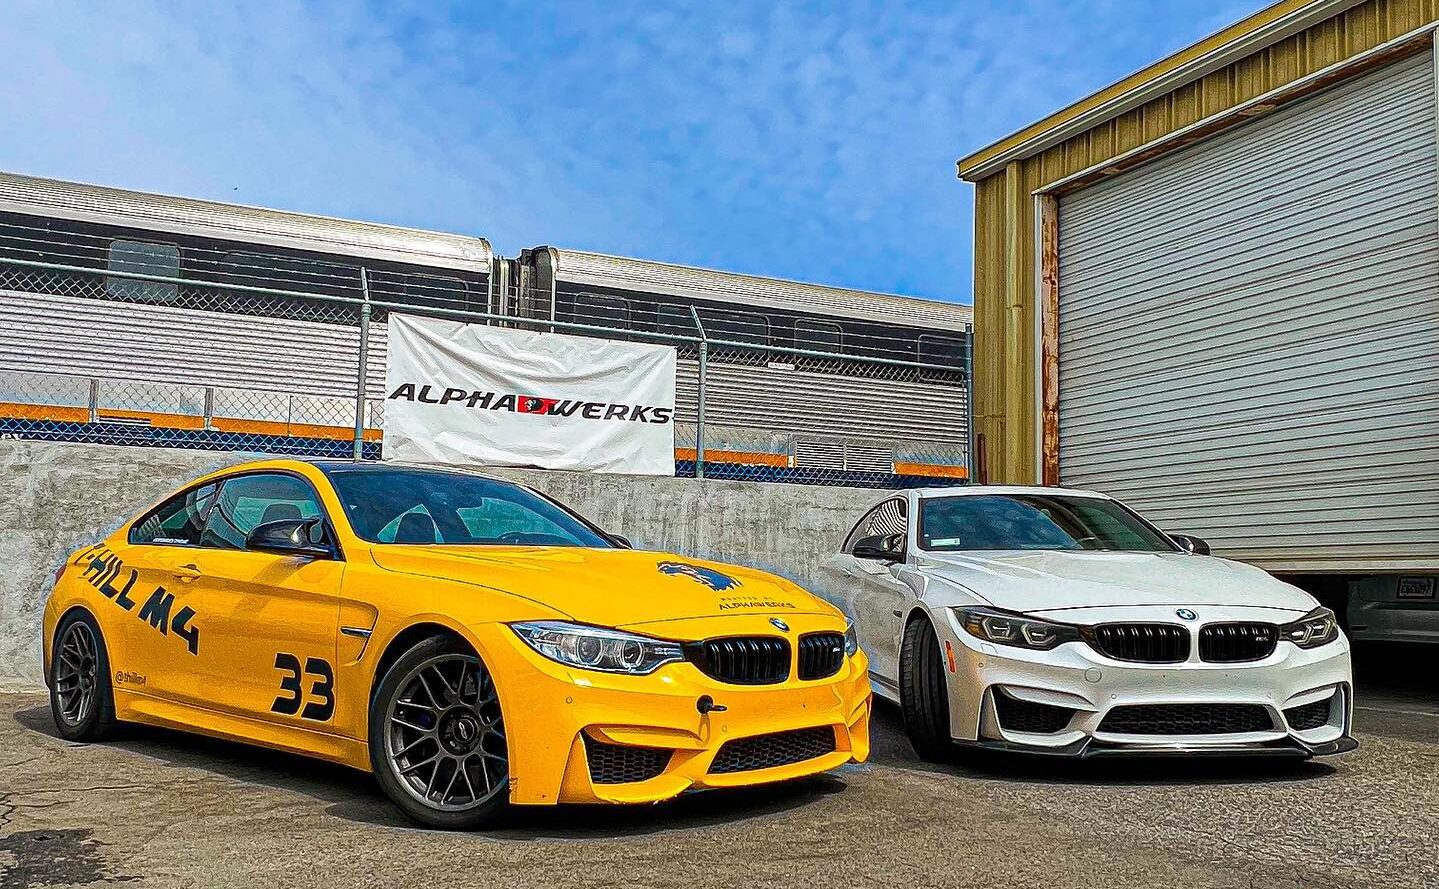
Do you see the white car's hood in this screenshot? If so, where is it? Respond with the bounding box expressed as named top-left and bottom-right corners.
top-left (915, 550), bottom-right (1316, 615)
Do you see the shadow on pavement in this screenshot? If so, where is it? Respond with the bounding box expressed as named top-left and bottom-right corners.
top-left (12, 703), bottom-right (842, 838)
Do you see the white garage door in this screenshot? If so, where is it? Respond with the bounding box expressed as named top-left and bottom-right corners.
top-left (1057, 51), bottom-right (1439, 573)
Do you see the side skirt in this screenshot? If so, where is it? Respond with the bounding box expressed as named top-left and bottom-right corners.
top-left (114, 688), bottom-right (372, 772)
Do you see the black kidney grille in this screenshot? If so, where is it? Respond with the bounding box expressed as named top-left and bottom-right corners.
top-left (994, 690), bottom-right (1075, 734)
top-left (710, 726), bottom-right (836, 774)
top-left (688, 637), bottom-right (791, 685)
top-left (1199, 623), bottom-right (1278, 663)
top-left (1099, 703), bottom-right (1274, 736)
top-left (1284, 696), bottom-right (1334, 731)
top-left (584, 737), bottom-right (672, 784)
top-left (1088, 624), bottom-right (1189, 663)
top-left (797, 632), bottom-right (845, 681)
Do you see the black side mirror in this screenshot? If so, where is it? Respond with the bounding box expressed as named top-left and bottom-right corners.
top-left (1171, 533), bottom-right (1211, 556)
top-left (247, 518), bottom-right (333, 559)
top-left (852, 533), bottom-right (905, 562)
top-left (610, 534), bottom-right (633, 549)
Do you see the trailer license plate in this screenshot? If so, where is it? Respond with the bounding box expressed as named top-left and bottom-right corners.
top-left (1396, 577), bottom-right (1436, 601)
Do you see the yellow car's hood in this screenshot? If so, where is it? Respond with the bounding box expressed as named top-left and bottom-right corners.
top-left (369, 545), bottom-right (836, 629)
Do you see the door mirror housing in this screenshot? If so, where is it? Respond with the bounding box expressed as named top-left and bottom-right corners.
top-left (1170, 533), bottom-right (1211, 556)
top-left (246, 517), bottom-right (333, 559)
top-left (852, 533), bottom-right (905, 562)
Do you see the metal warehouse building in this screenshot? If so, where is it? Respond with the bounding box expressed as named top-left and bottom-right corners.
top-left (958, 0), bottom-right (1439, 587)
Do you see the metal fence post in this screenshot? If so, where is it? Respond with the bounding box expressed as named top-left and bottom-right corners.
top-left (87, 378), bottom-right (98, 423)
top-left (964, 322), bottom-right (976, 484)
top-left (689, 307), bottom-right (708, 480)
top-left (352, 269), bottom-right (373, 461)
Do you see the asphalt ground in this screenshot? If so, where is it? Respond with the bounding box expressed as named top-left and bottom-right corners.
top-left (1, 643), bottom-right (1435, 889)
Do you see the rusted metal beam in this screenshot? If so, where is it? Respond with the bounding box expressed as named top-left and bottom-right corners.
top-left (1037, 194), bottom-right (1061, 487)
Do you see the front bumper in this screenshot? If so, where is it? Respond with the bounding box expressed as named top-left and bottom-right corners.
top-left (474, 615), bottom-right (871, 805)
top-left (937, 606), bottom-right (1356, 758)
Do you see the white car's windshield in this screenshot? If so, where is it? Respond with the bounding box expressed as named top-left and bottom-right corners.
top-left (918, 494), bottom-right (1177, 553)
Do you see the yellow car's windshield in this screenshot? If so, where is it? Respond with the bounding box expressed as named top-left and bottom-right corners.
top-left (324, 466), bottom-right (616, 547)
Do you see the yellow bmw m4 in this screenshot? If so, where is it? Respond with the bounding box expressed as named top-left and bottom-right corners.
top-left (43, 459), bottom-right (870, 828)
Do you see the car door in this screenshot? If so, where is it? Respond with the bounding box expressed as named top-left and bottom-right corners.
top-left (174, 471), bottom-right (345, 732)
top-left (101, 481), bottom-right (220, 699)
top-left (837, 497), bottom-right (915, 683)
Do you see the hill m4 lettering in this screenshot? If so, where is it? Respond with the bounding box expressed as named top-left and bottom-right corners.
top-left (43, 459), bottom-right (868, 831)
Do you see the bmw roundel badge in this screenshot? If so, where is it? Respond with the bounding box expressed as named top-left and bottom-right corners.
top-left (769, 617), bottom-right (790, 632)
top-left (1176, 608), bottom-right (1198, 621)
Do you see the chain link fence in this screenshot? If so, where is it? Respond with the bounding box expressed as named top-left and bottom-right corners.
top-left (0, 225), bottom-right (971, 488)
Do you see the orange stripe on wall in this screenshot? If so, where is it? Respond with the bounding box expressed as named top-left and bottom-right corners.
top-left (0, 403), bottom-right (90, 423)
top-left (894, 462), bottom-right (969, 480)
top-left (674, 448), bottom-right (790, 468)
top-left (1, 404), bottom-right (381, 442)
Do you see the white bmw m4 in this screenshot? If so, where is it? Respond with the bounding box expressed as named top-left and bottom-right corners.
top-left (822, 486), bottom-right (1356, 760)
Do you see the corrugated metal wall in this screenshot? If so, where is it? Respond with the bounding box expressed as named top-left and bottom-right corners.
top-left (1055, 52), bottom-right (1439, 571)
top-left (966, 0), bottom-right (1438, 484)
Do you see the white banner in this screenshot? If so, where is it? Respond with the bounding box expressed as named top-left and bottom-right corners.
top-left (384, 314), bottom-right (677, 476)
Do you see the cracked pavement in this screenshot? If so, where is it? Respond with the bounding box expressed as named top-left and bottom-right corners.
top-left (0, 647), bottom-right (1435, 889)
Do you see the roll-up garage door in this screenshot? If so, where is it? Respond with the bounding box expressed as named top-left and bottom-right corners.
top-left (1057, 51), bottom-right (1439, 573)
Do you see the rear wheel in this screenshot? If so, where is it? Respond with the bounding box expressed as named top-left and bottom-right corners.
top-left (50, 611), bottom-right (119, 742)
top-left (899, 615), bottom-right (952, 762)
top-left (368, 636), bottom-right (509, 830)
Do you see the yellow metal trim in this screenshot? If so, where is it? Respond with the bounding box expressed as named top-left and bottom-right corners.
top-left (957, 0), bottom-right (1365, 179)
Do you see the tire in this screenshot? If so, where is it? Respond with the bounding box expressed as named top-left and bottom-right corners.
top-left (49, 610), bottom-right (120, 742)
top-left (899, 615), bottom-right (952, 762)
top-left (368, 635), bottom-right (509, 830)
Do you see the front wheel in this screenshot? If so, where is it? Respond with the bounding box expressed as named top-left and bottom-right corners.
top-left (368, 637), bottom-right (510, 830)
top-left (899, 616), bottom-right (953, 762)
top-left (49, 610), bottom-right (120, 742)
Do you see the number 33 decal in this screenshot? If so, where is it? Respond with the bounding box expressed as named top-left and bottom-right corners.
top-left (271, 653), bottom-right (335, 721)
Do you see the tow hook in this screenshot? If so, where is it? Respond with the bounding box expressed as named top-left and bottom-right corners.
top-left (696, 695), bottom-right (727, 714)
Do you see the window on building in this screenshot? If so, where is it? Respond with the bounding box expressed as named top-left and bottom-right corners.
top-left (106, 240), bottom-right (180, 303)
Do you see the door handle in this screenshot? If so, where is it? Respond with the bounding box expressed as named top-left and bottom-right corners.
top-left (174, 563), bottom-right (202, 582)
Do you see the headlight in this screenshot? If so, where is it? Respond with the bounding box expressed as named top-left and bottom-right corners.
top-left (844, 620), bottom-right (859, 656)
top-left (956, 606), bottom-right (1080, 651)
top-left (1279, 607), bottom-right (1340, 649)
top-left (510, 621), bottom-right (684, 675)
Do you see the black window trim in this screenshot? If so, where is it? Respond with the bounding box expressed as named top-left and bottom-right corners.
top-left (843, 497), bottom-right (908, 554)
top-left (127, 480), bottom-right (221, 549)
top-left (129, 469), bottom-right (345, 560)
top-left (204, 469), bottom-right (346, 561)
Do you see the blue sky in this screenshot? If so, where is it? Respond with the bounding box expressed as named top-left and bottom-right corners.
top-left (1, 1), bottom-right (1263, 302)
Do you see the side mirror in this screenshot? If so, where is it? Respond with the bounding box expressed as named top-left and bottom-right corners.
top-left (610, 534), bottom-right (633, 549)
top-left (1171, 533), bottom-right (1211, 556)
top-left (852, 533), bottom-right (905, 562)
top-left (247, 518), bottom-right (333, 559)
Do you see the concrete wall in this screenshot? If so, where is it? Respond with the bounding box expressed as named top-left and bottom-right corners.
top-left (0, 440), bottom-right (884, 689)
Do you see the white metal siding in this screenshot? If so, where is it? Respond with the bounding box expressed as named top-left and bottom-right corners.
top-left (0, 290), bottom-right (364, 397)
top-left (1057, 52), bottom-right (1439, 572)
top-left (0, 172), bottom-right (492, 271)
top-left (548, 248), bottom-right (973, 332)
top-left (673, 360), bottom-right (968, 446)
